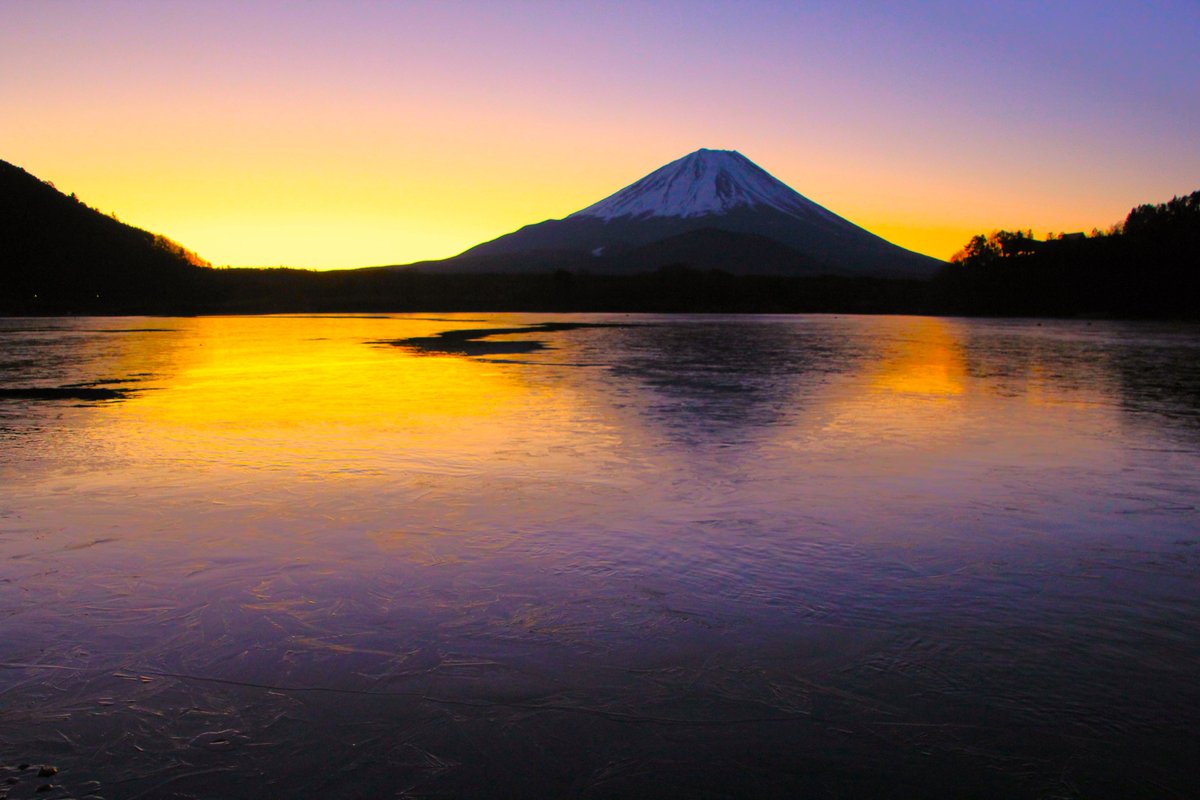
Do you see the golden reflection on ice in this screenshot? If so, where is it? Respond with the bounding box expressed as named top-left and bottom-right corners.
top-left (791, 317), bottom-right (974, 463)
top-left (125, 318), bottom-right (532, 427)
top-left (869, 318), bottom-right (966, 398)
top-left (103, 316), bottom-right (594, 481)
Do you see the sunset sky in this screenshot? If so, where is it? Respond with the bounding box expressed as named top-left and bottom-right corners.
top-left (4, 1), bottom-right (1198, 269)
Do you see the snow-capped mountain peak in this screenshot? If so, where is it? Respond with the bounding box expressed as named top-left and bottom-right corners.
top-left (568, 148), bottom-right (836, 222)
top-left (450, 147), bottom-right (944, 279)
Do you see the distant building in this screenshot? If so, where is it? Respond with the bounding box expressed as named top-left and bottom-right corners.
top-left (999, 235), bottom-right (1041, 257)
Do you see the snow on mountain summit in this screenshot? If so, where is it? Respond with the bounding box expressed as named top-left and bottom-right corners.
top-left (569, 149), bottom-right (837, 222)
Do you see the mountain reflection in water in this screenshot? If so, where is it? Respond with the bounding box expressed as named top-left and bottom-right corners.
top-left (0, 314), bottom-right (1197, 799)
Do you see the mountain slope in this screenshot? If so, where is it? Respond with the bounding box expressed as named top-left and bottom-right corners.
top-left (451, 149), bottom-right (942, 279)
top-left (0, 159), bottom-right (210, 311)
top-left (593, 228), bottom-right (824, 275)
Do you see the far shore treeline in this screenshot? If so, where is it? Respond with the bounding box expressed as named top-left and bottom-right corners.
top-left (2, 159), bottom-right (1196, 318)
top-left (934, 190), bottom-right (1200, 318)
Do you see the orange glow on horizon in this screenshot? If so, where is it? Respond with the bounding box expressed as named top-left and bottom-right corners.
top-left (5, 3), bottom-right (1195, 270)
top-left (31, 142), bottom-right (1142, 270)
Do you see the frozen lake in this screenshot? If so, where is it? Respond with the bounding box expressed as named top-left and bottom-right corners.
top-left (1, 314), bottom-right (1198, 798)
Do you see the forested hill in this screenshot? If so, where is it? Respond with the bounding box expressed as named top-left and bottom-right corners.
top-left (934, 190), bottom-right (1200, 317)
top-left (0, 160), bottom-right (211, 313)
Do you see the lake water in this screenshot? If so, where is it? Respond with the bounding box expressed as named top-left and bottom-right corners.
top-left (1, 314), bottom-right (1198, 799)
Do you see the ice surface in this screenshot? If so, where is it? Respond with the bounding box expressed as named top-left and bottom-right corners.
top-left (1, 314), bottom-right (1198, 798)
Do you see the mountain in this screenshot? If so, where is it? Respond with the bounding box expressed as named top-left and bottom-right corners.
top-left (441, 149), bottom-right (942, 279)
top-left (0, 159), bottom-right (210, 312)
top-left (597, 228), bottom-right (822, 275)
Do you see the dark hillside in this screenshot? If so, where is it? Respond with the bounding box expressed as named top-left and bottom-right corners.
top-left (0, 160), bottom-right (211, 313)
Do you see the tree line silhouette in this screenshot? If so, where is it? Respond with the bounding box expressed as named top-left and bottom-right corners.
top-left (933, 190), bottom-right (1200, 317)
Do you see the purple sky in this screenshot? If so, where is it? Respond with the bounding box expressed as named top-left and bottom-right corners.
top-left (3, 1), bottom-right (1197, 267)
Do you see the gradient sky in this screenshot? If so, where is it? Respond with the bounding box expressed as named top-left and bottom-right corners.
top-left (4, 1), bottom-right (1198, 268)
